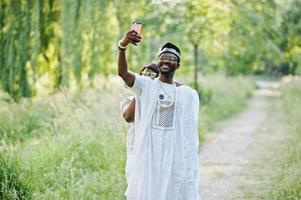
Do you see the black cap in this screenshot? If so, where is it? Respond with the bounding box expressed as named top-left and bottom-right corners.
top-left (158, 42), bottom-right (181, 62)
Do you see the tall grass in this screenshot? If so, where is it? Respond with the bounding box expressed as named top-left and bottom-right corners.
top-left (0, 75), bottom-right (254, 199)
top-left (1, 83), bottom-right (129, 199)
top-left (265, 79), bottom-right (301, 199)
top-left (0, 154), bottom-right (32, 200)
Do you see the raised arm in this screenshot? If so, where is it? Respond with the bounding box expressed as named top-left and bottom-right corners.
top-left (118, 30), bottom-right (141, 87)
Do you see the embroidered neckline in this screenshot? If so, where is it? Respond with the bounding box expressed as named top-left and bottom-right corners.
top-left (157, 81), bottom-right (176, 108)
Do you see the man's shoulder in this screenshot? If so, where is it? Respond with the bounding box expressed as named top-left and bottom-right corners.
top-left (178, 84), bottom-right (197, 94)
top-left (178, 85), bottom-right (199, 102)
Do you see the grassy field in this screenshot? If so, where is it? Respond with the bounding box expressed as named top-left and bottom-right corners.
top-left (0, 75), bottom-right (254, 200)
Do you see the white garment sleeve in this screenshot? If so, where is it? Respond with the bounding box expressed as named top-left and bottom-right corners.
top-left (126, 73), bottom-right (149, 96)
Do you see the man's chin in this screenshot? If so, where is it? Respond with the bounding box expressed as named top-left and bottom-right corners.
top-left (159, 67), bottom-right (172, 74)
top-left (159, 70), bottom-right (172, 75)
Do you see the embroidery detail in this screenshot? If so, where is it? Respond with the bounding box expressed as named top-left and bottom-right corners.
top-left (157, 101), bottom-right (175, 127)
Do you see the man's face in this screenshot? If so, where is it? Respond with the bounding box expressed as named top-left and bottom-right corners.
top-left (158, 53), bottom-right (179, 75)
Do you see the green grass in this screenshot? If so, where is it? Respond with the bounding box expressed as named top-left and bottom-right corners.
top-left (264, 79), bottom-right (301, 199)
top-left (0, 154), bottom-right (32, 200)
top-left (0, 75), bottom-right (254, 199)
top-left (1, 85), bottom-right (129, 199)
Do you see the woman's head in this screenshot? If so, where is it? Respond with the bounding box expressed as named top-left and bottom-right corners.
top-left (140, 63), bottom-right (159, 79)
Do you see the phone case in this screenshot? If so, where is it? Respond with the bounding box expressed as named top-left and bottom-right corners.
top-left (132, 23), bottom-right (143, 35)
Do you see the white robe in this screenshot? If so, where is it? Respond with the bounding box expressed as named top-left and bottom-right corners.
top-left (125, 74), bottom-right (200, 200)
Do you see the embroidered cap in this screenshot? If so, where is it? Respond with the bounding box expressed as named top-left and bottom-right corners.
top-left (158, 42), bottom-right (181, 62)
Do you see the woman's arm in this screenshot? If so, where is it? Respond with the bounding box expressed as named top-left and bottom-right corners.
top-left (123, 98), bottom-right (136, 123)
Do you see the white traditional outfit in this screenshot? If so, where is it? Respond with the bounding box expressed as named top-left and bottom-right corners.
top-left (124, 74), bottom-right (200, 200)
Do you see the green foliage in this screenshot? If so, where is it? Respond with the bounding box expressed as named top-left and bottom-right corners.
top-left (0, 0), bottom-right (300, 98)
top-left (225, 0), bottom-right (283, 75)
top-left (279, 0), bottom-right (301, 75)
top-left (0, 0), bottom-right (32, 100)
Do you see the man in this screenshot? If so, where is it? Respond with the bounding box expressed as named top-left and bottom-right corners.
top-left (121, 63), bottom-right (183, 198)
top-left (118, 30), bottom-right (200, 200)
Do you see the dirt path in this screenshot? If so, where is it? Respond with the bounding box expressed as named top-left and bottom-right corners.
top-left (198, 80), bottom-right (283, 200)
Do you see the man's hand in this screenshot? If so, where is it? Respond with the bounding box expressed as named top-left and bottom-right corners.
top-left (120, 30), bottom-right (142, 47)
top-left (118, 30), bottom-right (142, 87)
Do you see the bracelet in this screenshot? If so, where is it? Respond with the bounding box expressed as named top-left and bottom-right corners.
top-left (118, 40), bottom-right (127, 50)
top-left (119, 46), bottom-right (126, 52)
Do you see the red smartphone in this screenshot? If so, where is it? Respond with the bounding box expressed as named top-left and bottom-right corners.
top-left (131, 22), bottom-right (143, 36)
